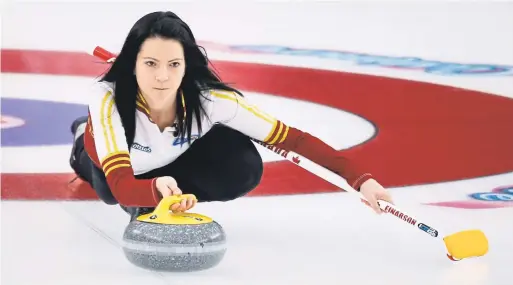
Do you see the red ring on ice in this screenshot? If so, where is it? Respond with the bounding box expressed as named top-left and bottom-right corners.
top-left (1, 49), bottom-right (513, 199)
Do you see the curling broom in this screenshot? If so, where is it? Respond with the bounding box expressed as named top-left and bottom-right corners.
top-left (265, 143), bottom-right (489, 261)
top-left (88, 45), bottom-right (489, 261)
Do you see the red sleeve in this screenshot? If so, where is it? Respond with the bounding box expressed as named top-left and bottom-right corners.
top-left (101, 153), bottom-right (162, 206)
top-left (266, 121), bottom-right (373, 190)
top-left (84, 118), bottom-right (162, 207)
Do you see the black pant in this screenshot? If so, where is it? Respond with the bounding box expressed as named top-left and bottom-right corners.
top-left (72, 125), bottom-right (264, 206)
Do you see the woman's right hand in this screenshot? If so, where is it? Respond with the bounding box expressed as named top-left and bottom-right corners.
top-left (155, 176), bottom-right (196, 212)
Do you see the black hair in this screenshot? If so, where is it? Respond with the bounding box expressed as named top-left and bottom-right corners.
top-left (100, 11), bottom-right (243, 148)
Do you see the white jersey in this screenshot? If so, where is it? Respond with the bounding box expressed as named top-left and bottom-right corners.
top-left (83, 81), bottom-right (372, 206)
top-left (85, 81), bottom-right (284, 174)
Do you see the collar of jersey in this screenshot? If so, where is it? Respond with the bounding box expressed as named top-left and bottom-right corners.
top-left (136, 92), bottom-right (154, 123)
top-left (135, 90), bottom-right (187, 132)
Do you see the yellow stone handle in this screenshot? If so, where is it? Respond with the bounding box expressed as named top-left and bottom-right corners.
top-left (152, 194), bottom-right (198, 218)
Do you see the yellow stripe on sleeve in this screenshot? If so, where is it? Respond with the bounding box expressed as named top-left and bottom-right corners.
top-left (99, 91), bottom-right (122, 156)
top-left (107, 97), bottom-right (118, 152)
top-left (102, 156), bottom-right (131, 172)
top-left (279, 125), bottom-right (289, 143)
top-left (263, 121), bottom-right (290, 145)
top-left (100, 92), bottom-right (112, 154)
top-left (263, 120), bottom-right (278, 142)
top-left (105, 163), bottom-right (132, 177)
top-left (100, 151), bottom-right (132, 177)
top-left (211, 91), bottom-right (277, 124)
top-left (100, 151), bottom-right (130, 165)
top-left (269, 121), bottom-right (284, 144)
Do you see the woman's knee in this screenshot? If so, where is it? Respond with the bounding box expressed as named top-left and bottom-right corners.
top-left (216, 147), bottom-right (264, 201)
top-left (241, 147), bottom-right (264, 187)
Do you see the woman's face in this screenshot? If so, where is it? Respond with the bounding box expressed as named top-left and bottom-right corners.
top-left (135, 37), bottom-right (186, 107)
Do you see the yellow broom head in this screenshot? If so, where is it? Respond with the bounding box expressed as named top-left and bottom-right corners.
top-left (443, 229), bottom-right (489, 260)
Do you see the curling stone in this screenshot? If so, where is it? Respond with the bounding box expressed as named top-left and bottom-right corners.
top-left (121, 194), bottom-right (227, 272)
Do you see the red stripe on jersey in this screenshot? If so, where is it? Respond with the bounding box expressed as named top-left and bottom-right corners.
top-left (266, 121), bottom-right (287, 144)
top-left (101, 152), bottom-right (131, 176)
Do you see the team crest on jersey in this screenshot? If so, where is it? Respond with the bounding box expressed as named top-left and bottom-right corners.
top-left (172, 134), bottom-right (200, 146)
top-left (132, 142), bottom-right (152, 153)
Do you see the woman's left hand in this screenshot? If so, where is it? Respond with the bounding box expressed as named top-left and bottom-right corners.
top-left (359, 178), bottom-right (394, 214)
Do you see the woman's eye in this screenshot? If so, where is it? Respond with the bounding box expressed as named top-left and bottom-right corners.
top-left (145, 61), bottom-right (156, 67)
top-left (171, 62), bottom-right (180, 67)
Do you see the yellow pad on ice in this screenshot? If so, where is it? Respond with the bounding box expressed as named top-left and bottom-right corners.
top-left (443, 229), bottom-right (489, 260)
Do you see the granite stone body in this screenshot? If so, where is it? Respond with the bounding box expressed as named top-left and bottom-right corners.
top-left (122, 219), bottom-right (227, 272)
